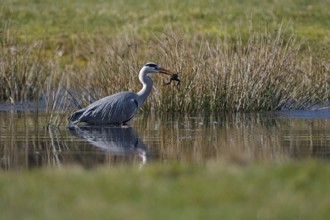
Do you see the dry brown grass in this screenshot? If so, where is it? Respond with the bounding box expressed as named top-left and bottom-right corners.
top-left (73, 25), bottom-right (329, 113)
top-left (0, 30), bottom-right (48, 103)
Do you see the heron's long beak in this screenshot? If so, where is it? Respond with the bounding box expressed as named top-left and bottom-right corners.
top-left (159, 67), bottom-right (172, 75)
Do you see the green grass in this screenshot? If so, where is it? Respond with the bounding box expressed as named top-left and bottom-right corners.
top-left (1, 0), bottom-right (329, 52)
top-left (1, 161), bottom-right (330, 220)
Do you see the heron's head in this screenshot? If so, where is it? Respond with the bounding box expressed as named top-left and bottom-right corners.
top-left (143, 62), bottom-right (172, 75)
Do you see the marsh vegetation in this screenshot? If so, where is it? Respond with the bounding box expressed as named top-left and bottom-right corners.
top-left (1, 0), bottom-right (329, 124)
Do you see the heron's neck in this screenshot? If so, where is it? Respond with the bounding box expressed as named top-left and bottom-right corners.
top-left (137, 70), bottom-right (153, 106)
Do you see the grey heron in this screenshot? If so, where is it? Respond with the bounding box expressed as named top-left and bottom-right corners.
top-left (68, 62), bottom-right (174, 125)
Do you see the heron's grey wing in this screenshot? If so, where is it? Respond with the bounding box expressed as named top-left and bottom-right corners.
top-left (78, 92), bottom-right (139, 124)
top-left (68, 107), bottom-right (87, 124)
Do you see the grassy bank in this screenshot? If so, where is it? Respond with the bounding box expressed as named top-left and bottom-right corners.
top-left (1, 161), bottom-right (330, 220)
top-left (1, 0), bottom-right (329, 116)
top-left (2, 0), bottom-right (330, 52)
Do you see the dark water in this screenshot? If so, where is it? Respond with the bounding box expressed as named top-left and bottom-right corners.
top-left (1, 108), bottom-right (330, 170)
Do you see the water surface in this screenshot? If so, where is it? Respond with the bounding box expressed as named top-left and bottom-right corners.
top-left (1, 109), bottom-right (330, 170)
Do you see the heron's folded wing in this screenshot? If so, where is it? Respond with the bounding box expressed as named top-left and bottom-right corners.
top-left (79, 93), bottom-right (138, 124)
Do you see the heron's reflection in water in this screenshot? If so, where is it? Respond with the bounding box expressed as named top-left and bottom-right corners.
top-left (68, 126), bottom-right (149, 165)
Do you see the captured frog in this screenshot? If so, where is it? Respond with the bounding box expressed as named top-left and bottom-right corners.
top-left (164, 73), bottom-right (180, 87)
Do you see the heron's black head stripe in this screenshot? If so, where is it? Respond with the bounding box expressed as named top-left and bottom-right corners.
top-left (145, 63), bottom-right (158, 68)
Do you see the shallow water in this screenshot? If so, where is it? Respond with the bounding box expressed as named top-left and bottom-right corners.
top-left (0, 109), bottom-right (330, 170)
